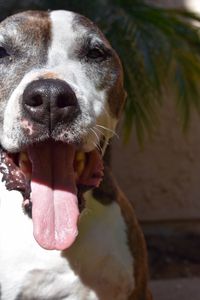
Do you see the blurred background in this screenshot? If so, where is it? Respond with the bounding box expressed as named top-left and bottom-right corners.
top-left (1, 1), bottom-right (200, 299)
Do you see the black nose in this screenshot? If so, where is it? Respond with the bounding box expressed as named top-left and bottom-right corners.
top-left (22, 79), bottom-right (79, 130)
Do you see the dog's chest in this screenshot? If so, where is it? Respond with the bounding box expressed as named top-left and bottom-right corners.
top-left (0, 184), bottom-right (134, 300)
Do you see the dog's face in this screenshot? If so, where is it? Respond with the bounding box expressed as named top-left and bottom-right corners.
top-left (0, 10), bottom-right (126, 250)
top-left (0, 10), bottom-right (125, 151)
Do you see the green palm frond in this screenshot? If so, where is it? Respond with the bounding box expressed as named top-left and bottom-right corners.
top-left (99, 1), bottom-right (200, 142)
top-left (2, 0), bottom-right (200, 143)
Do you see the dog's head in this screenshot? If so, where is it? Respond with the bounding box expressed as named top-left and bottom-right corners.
top-left (0, 10), bottom-right (126, 250)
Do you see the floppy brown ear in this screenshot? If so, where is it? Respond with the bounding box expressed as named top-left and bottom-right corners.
top-left (120, 88), bottom-right (127, 117)
top-left (124, 89), bottom-right (128, 106)
top-left (107, 78), bottom-right (127, 119)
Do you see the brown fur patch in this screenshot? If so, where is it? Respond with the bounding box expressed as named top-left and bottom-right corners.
top-left (107, 54), bottom-right (127, 119)
top-left (16, 11), bottom-right (51, 47)
top-left (94, 167), bottom-right (153, 299)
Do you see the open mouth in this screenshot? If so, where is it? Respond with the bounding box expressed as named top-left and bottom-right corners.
top-left (0, 140), bottom-right (104, 250)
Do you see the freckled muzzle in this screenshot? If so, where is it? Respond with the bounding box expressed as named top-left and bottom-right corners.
top-left (22, 78), bottom-right (80, 131)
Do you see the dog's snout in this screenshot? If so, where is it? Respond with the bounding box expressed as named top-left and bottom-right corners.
top-left (22, 79), bottom-right (79, 130)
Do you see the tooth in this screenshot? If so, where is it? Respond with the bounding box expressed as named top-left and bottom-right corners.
top-left (19, 152), bottom-right (31, 179)
top-left (77, 161), bottom-right (85, 176)
top-left (76, 152), bottom-right (85, 161)
top-left (19, 152), bottom-right (29, 162)
top-left (75, 152), bottom-right (85, 177)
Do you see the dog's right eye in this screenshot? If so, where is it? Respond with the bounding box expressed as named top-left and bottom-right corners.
top-left (0, 47), bottom-right (10, 59)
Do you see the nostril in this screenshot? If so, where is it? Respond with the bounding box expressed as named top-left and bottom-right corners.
top-left (57, 95), bottom-right (70, 108)
top-left (56, 93), bottom-right (77, 108)
top-left (26, 94), bottom-right (43, 107)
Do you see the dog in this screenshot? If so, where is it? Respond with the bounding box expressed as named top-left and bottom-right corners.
top-left (0, 10), bottom-right (152, 300)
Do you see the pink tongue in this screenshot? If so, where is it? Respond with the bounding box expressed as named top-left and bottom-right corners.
top-left (28, 142), bottom-right (79, 250)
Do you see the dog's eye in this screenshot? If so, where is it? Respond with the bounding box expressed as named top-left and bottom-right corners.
top-left (0, 47), bottom-right (10, 59)
top-left (86, 47), bottom-right (106, 61)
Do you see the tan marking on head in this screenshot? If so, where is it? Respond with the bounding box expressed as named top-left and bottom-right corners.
top-left (41, 72), bottom-right (58, 79)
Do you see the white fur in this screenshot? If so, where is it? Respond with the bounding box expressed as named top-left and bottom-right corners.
top-left (48, 11), bottom-right (75, 67)
top-left (0, 179), bottom-right (134, 300)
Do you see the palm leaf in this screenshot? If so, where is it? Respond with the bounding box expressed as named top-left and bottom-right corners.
top-left (101, 2), bottom-right (200, 142)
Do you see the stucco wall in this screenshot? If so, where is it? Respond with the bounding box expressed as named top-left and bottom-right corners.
top-left (146, 0), bottom-right (200, 12)
top-left (112, 0), bottom-right (200, 227)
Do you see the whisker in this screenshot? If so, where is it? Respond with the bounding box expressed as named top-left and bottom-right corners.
top-left (93, 127), bottom-right (111, 155)
top-left (101, 106), bottom-right (110, 119)
top-left (90, 128), bottom-right (100, 143)
top-left (101, 138), bottom-right (109, 155)
top-left (92, 141), bottom-right (102, 153)
top-left (93, 127), bottom-right (106, 138)
top-left (89, 128), bottom-right (103, 154)
top-left (96, 124), bottom-right (119, 139)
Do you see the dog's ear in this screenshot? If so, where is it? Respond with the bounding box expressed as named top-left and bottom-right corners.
top-left (105, 47), bottom-right (127, 120)
top-left (123, 89), bottom-right (128, 108)
top-left (107, 71), bottom-right (127, 119)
